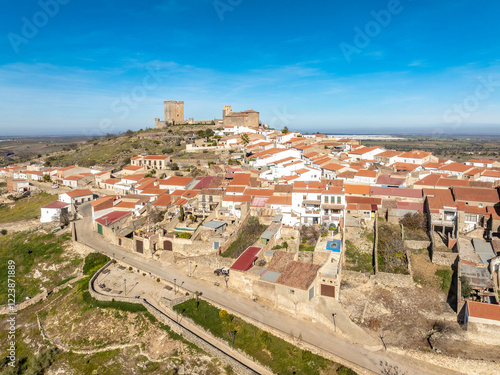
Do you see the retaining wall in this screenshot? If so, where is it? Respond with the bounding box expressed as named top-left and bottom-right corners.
top-left (88, 261), bottom-right (262, 375)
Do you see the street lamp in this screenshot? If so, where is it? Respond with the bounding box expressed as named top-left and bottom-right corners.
top-left (124, 278), bottom-right (127, 295)
top-left (332, 313), bottom-right (337, 332)
top-left (189, 261), bottom-right (192, 277)
top-left (174, 278), bottom-right (177, 295)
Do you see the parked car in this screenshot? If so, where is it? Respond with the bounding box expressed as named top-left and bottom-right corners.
top-left (214, 268), bottom-right (222, 276)
top-left (221, 267), bottom-right (230, 276)
top-left (51, 185), bottom-right (59, 188)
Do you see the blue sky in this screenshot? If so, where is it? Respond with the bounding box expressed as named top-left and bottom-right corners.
top-left (1, 0), bottom-right (500, 136)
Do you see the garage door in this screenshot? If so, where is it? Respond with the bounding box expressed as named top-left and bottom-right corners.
top-left (136, 240), bottom-right (143, 254)
top-left (321, 284), bottom-right (335, 298)
top-left (163, 240), bottom-right (172, 251)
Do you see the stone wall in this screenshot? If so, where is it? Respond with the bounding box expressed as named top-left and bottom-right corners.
top-left (0, 274), bottom-right (84, 315)
top-left (433, 252), bottom-right (458, 267)
top-left (371, 272), bottom-right (414, 288)
top-left (88, 261), bottom-right (264, 375)
top-left (404, 240), bottom-right (431, 250)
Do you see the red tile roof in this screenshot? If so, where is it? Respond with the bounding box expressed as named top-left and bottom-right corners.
top-left (231, 246), bottom-right (262, 271)
top-left (42, 201), bottom-right (70, 209)
top-left (276, 261), bottom-right (320, 290)
top-left (152, 194), bottom-right (171, 207)
top-left (266, 196), bottom-right (292, 206)
top-left (65, 189), bottom-right (93, 198)
top-left (467, 301), bottom-right (500, 322)
top-left (95, 211), bottom-right (130, 226)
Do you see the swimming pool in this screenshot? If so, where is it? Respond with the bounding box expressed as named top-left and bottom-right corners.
top-left (326, 240), bottom-right (342, 252)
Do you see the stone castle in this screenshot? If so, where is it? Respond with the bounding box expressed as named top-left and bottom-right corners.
top-left (155, 100), bottom-right (259, 129)
top-left (222, 105), bottom-right (259, 128)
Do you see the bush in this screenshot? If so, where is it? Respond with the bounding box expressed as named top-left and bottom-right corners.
top-left (128, 266), bottom-right (133, 271)
top-left (400, 212), bottom-right (427, 232)
top-left (1, 229), bottom-right (7, 235)
top-left (156, 278), bottom-right (160, 282)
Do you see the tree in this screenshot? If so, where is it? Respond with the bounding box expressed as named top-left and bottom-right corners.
top-left (196, 130), bottom-right (205, 139)
top-left (43, 174), bottom-right (51, 182)
top-left (60, 208), bottom-right (71, 226)
top-left (282, 126), bottom-right (289, 134)
top-left (171, 163), bottom-right (179, 171)
top-left (461, 276), bottom-right (472, 299)
top-left (205, 129), bottom-right (214, 139)
top-left (179, 206), bottom-right (185, 222)
top-left (241, 133), bottom-right (250, 145)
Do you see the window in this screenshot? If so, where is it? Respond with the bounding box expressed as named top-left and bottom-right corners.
top-left (337, 196), bottom-right (341, 203)
top-left (465, 214), bottom-right (478, 222)
top-left (324, 196), bottom-right (328, 203)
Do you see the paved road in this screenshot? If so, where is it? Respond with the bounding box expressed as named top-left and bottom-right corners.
top-left (75, 217), bottom-right (462, 375)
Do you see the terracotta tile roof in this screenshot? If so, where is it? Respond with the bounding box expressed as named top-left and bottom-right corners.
top-left (161, 176), bottom-right (193, 187)
top-left (350, 146), bottom-right (382, 155)
top-left (226, 186), bottom-right (246, 193)
top-left (64, 189), bottom-right (93, 198)
top-left (376, 174), bottom-right (405, 186)
top-left (244, 188), bottom-right (274, 196)
top-left (337, 170), bottom-right (357, 179)
top-left (276, 261), bottom-right (321, 290)
top-left (123, 165), bottom-right (143, 171)
top-left (439, 162), bottom-right (473, 173)
top-left (95, 211), bottom-right (130, 226)
top-left (376, 150), bottom-right (403, 158)
top-left (435, 178), bottom-right (470, 188)
top-left (452, 186), bottom-right (499, 204)
top-left (467, 301), bottom-right (500, 322)
top-left (390, 162), bottom-right (420, 172)
top-left (322, 163), bottom-right (346, 172)
top-left (91, 195), bottom-right (116, 207)
top-left (64, 175), bottom-right (84, 181)
top-left (344, 184), bottom-right (370, 195)
top-left (42, 201), bottom-right (70, 209)
top-left (422, 162), bottom-right (445, 169)
top-left (423, 188), bottom-right (456, 211)
top-left (115, 201), bottom-right (136, 209)
top-left (103, 178), bottom-right (120, 185)
top-left (267, 251), bottom-right (295, 273)
top-left (355, 170), bottom-right (376, 178)
top-left (414, 173), bottom-right (443, 186)
top-left (271, 185), bottom-right (291, 194)
top-left (266, 196), bottom-right (292, 206)
top-left (397, 150), bottom-right (431, 159)
top-left (229, 173), bottom-right (251, 186)
top-left (123, 174), bottom-right (146, 182)
top-left (467, 159), bottom-right (498, 164)
top-left (144, 155), bottom-right (169, 160)
top-left (223, 195), bottom-right (252, 203)
top-left (152, 194), bottom-right (171, 207)
top-left (370, 187), bottom-right (422, 198)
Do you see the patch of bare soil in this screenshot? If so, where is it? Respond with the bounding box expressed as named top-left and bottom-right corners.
top-left (340, 271), bottom-right (500, 364)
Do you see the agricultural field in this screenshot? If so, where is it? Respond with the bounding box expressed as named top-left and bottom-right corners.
top-left (363, 135), bottom-right (500, 162)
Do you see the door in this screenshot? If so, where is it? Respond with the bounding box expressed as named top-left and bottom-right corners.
top-left (97, 223), bottom-right (103, 235)
top-left (136, 240), bottom-right (143, 254)
top-left (321, 284), bottom-right (335, 298)
top-left (163, 240), bottom-right (172, 251)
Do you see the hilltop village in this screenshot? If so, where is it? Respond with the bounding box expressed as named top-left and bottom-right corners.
top-left (2, 103), bottom-right (500, 371)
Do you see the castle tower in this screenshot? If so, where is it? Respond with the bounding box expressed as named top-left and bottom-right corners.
top-left (164, 100), bottom-right (184, 125)
top-left (223, 105), bottom-right (232, 117)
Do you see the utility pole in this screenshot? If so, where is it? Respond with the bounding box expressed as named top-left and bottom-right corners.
top-left (189, 261), bottom-right (192, 277)
top-left (124, 278), bottom-right (127, 295)
top-left (174, 278), bottom-right (177, 295)
top-left (332, 313), bottom-right (337, 332)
